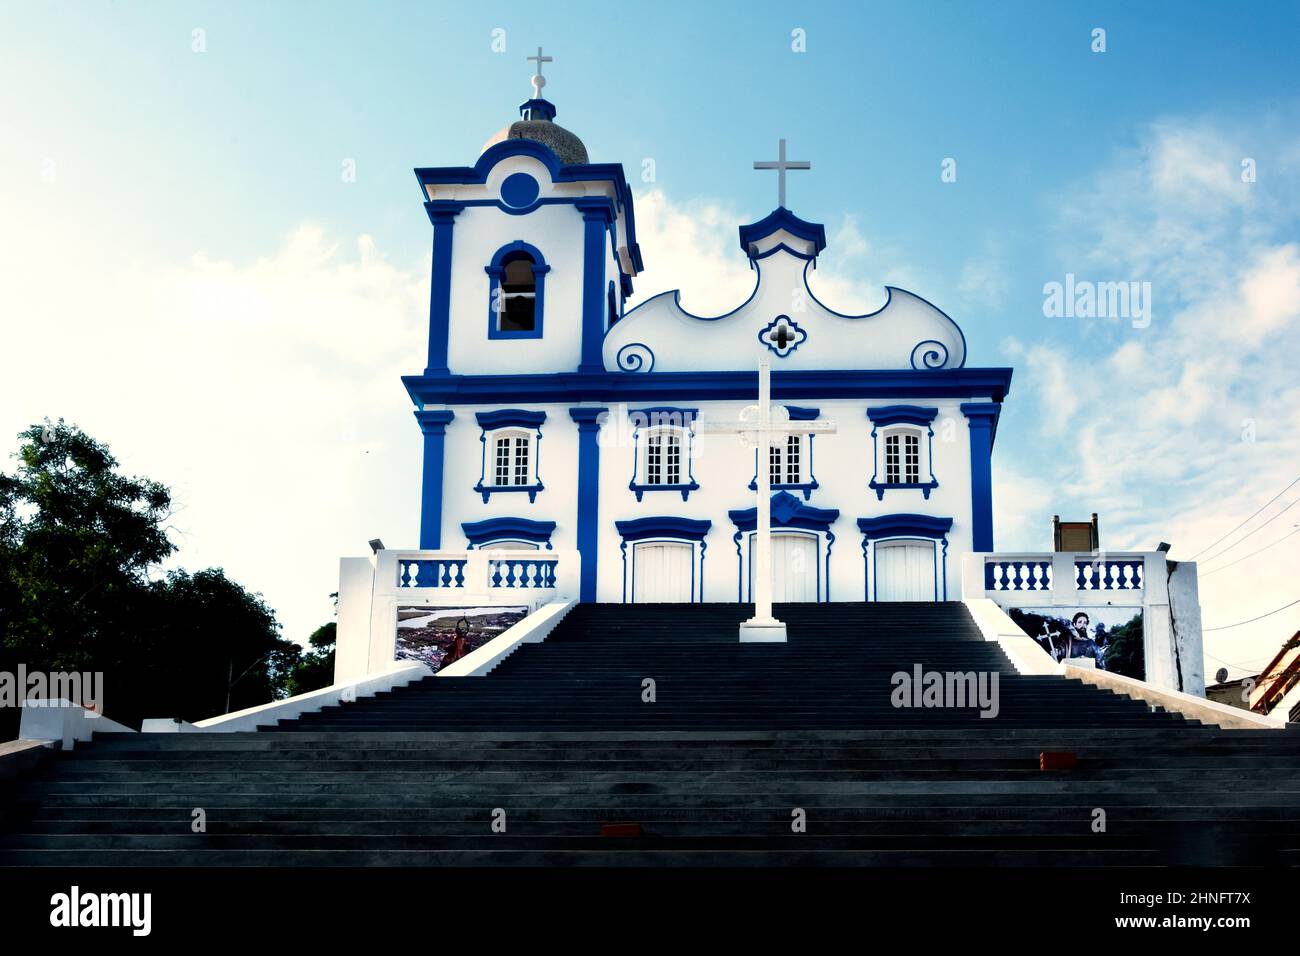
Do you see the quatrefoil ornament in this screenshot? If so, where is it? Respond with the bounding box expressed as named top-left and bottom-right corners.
top-left (758, 314), bottom-right (807, 357)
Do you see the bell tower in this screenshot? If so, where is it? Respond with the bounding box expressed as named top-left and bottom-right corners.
top-left (410, 49), bottom-right (643, 379)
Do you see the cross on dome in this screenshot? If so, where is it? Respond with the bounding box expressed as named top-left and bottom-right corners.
top-left (527, 46), bottom-right (553, 98)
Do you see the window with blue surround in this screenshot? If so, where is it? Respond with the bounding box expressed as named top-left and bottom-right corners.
top-left (867, 406), bottom-right (939, 500)
top-left (474, 409), bottom-right (545, 503)
top-left (748, 406), bottom-right (821, 500)
top-left (858, 514), bottom-right (954, 601)
top-left (628, 407), bottom-right (700, 501)
top-left (486, 241), bottom-right (550, 339)
top-left (728, 492), bottom-right (840, 603)
top-left (614, 517), bottom-right (711, 603)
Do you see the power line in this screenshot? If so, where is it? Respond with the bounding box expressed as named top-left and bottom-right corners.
top-left (1188, 474), bottom-right (1300, 560)
top-left (1203, 599), bottom-right (1300, 632)
top-left (1197, 498), bottom-right (1299, 566)
top-left (1199, 526), bottom-right (1300, 577)
top-left (1202, 649), bottom-right (1271, 672)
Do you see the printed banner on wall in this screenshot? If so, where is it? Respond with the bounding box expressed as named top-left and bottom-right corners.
top-left (395, 606), bottom-right (527, 672)
top-left (1007, 606), bottom-right (1145, 681)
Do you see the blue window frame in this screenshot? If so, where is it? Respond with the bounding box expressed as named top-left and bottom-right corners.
top-left (867, 405), bottom-right (940, 500)
top-left (748, 406), bottom-right (821, 500)
top-left (486, 241), bottom-right (550, 340)
top-left (628, 407), bottom-right (700, 501)
top-left (474, 409), bottom-right (546, 503)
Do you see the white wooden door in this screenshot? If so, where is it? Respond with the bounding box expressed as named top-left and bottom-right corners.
top-left (874, 540), bottom-right (936, 601)
top-left (750, 533), bottom-right (819, 603)
top-left (632, 542), bottom-right (694, 602)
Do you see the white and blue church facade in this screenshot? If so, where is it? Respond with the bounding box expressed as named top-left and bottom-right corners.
top-left (403, 89), bottom-right (1013, 607)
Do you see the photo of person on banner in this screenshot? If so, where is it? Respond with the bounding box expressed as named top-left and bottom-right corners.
top-left (1007, 606), bottom-right (1145, 681)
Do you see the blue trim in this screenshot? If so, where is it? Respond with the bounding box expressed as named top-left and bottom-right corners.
top-left (475, 409), bottom-right (547, 430)
top-left (868, 407), bottom-right (940, 501)
top-left (473, 411), bottom-right (546, 503)
top-left (869, 481), bottom-right (938, 500)
top-left (857, 514), bottom-right (954, 539)
top-left (518, 98), bottom-right (556, 121)
top-left (786, 406), bottom-right (820, 421)
top-left (729, 490), bottom-right (840, 534)
top-left (423, 203), bottom-right (462, 375)
top-left (629, 406), bottom-right (699, 419)
top-left (615, 516), bottom-right (712, 542)
top-left (811, 282), bottom-right (967, 371)
top-left (404, 368), bottom-right (1014, 406)
top-left (462, 517), bottom-right (556, 550)
top-left (858, 514), bottom-right (953, 602)
top-left (577, 198), bottom-right (614, 373)
top-left (500, 172), bottom-right (541, 208)
top-left (738, 207), bottom-right (827, 258)
top-left (414, 138), bottom-right (644, 273)
top-left (867, 405), bottom-right (940, 427)
top-left (485, 241), bottom-right (550, 340)
top-left (961, 403), bottom-right (1000, 551)
top-left (415, 409), bottom-right (454, 549)
top-left (750, 242), bottom-right (819, 262)
top-left (627, 407), bottom-right (700, 502)
top-left (570, 408), bottom-right (608, 602)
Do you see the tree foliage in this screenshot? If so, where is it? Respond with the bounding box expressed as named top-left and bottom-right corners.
top-left (0, 420), bottom-right (320, 737)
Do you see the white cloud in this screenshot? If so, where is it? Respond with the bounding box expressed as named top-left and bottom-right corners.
top-left (0, 221), bottom-right (427, 647)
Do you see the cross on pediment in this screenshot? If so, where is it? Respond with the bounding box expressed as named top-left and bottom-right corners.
top-left (753, 138), bottom-right (811, 208)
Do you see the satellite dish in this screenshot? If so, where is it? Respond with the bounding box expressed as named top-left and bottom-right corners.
top-left (1215, 667), bottom-right (1229, 684)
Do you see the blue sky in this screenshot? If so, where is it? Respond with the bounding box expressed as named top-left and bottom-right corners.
top-left (2, 1), bottom-right (1299, 678)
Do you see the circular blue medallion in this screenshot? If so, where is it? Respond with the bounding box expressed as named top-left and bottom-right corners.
top-left (500, 172), bottom-right (540, 209)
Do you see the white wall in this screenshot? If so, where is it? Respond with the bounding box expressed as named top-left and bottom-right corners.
top-left (446, 201), bottom-right (587, 375)
top-left (432, 394), bottom-right (984, 603)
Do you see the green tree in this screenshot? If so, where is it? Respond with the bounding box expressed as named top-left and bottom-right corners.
top-left (1, 420), bottom-right (295, 736)
top-left (0, 421), bottom-right (174, 672)
top-left (286, 621), bottom-right (337, 697)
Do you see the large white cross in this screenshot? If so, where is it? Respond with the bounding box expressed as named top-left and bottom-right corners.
top-left (698, 358), bottom-right (837, 642)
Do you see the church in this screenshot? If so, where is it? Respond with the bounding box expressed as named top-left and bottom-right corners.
top-left (11, 57), bottom-right (1292, 879)
top-left (405, 66), bottom-right (1010, 610)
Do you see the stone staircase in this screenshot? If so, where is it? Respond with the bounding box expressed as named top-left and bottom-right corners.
top-left (2, 602), bottom-right (1298, 865)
